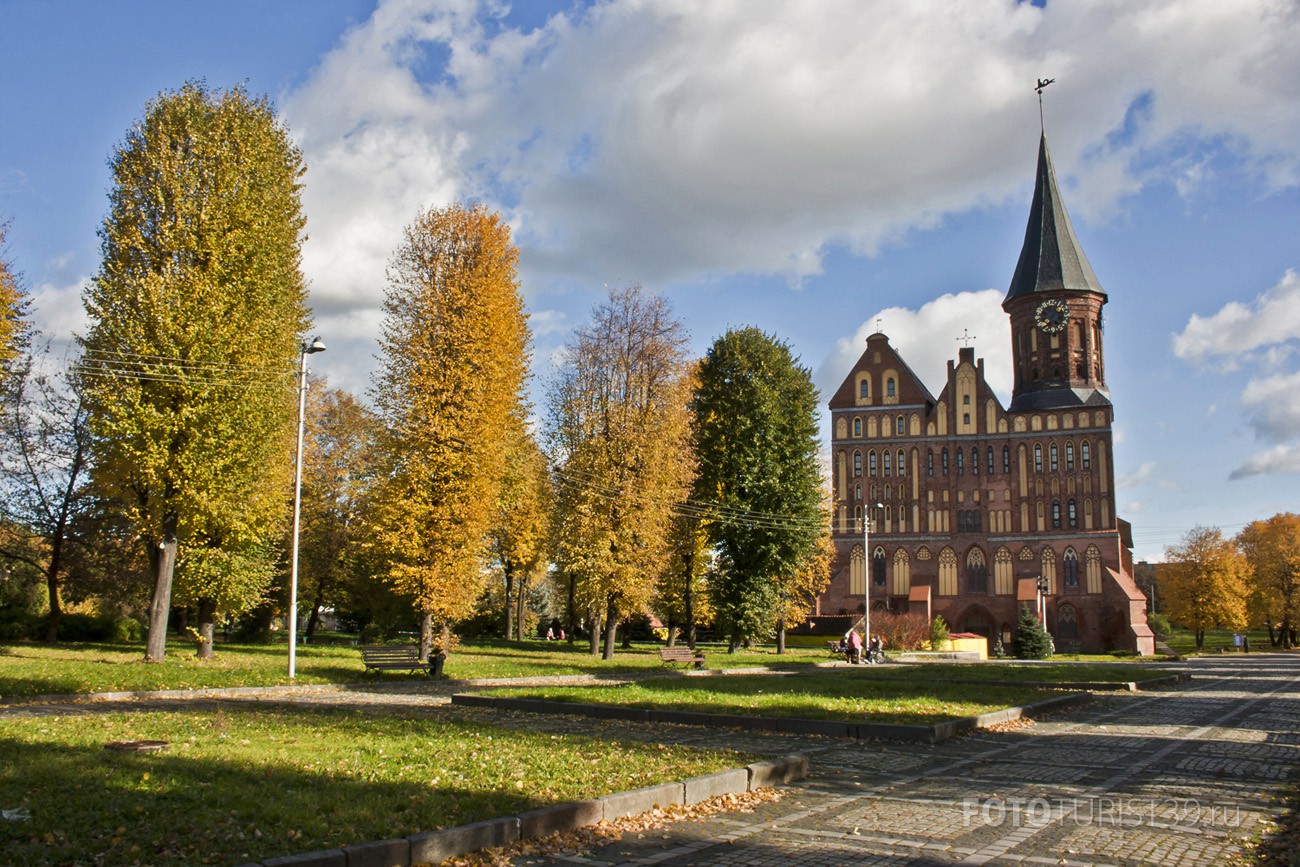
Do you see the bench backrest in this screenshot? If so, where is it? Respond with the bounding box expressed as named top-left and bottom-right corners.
top-left (361, 645), bottom-right (420, 661)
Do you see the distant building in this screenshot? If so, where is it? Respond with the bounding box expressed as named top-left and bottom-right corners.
top-left (818, 133), bottom-right (1154, 655)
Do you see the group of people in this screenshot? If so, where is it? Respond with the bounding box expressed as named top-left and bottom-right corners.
top-left (838, 628), bottom-right (885, 665)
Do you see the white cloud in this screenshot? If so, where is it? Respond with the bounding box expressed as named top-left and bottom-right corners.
top-left (283, 0), bottom-right (1300, 364)
top-left (815, 289), bottom-right (1011, 404)
top-left (1231, 443), bottom-right (1300, 479)
top-left (1172, 269), bottom-right (1300, 364)
top-left (1240, 370), bottom-right (1300, 442)
top-left (1118, 461), bottom-right (1156, 488)
top-left (29, 274), bottom-right (90, 346)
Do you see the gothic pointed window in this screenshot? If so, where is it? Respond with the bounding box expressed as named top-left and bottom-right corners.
top-left (872, 548), bottom-right (886, 587)
top-left (956, 449), bottom-right (964, 474)
top-left (1003, 446), bottom-right (1010, 474)
top-left (1066, 442), bottom-right (1075, 470)
top-left (1034, 444), bottom-right (1043, 472)
top-left (853, 451), bottom-right (861, 476)
top-left (859, 379), bottom-right (869, 399)
top-left (883, 451), bottom-right (891, 476)
top-left (1052, 501), bottom-right (1061, 528)
top-left (987, 447), bottom-right (995, 475)
top-left (886, 378), bottom-right (896, 397)
top-left (853, 417), bottom-right (862, 437)
top-left (1057, 603), bottom-right (1079, 640)
top-left (927, 450), bottom-right (934, 476)
top-left (966, 548), bottom-right (988, 594)
top-left (1068, 499), bottom-right (1077, 528)
top-left (1082, 441), bottom-right (1091, 469)
top-left (1063, 548), bottom-right (1079, 586)
top-left (1050, 443), bottom-right (1058, 472)
top-left (897, 414), bottom-right (905, 435)
top-left (869, 451), bottom-right (877, 475)
top-left (897, 450), bottom-right (905, 477)
top-left (942, 448), bottom-right (949, 475)
top-left (972, 447), bottom-right (979, 475)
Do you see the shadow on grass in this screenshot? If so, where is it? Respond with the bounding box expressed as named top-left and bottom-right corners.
top-left (0, 708), bottom-right (607, 867)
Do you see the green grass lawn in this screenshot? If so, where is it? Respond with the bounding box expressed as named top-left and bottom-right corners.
top-left (1160, 627), bottom-right (1280, 656)
top-left (480, 668), bottom-right (1069, 726)
top-left (0, 638), bottom-right (829, 699)
top-left (0, 705), bottom-right (751, 866)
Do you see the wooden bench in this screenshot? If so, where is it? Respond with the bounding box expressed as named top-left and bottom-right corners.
top-left (360, 645), bottom-right (428, 677)
top-left (659, 646), bottom-right (706, 669)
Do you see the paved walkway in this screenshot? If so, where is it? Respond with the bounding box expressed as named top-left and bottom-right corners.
top-left (4, 655), bottom-right (1295, 866)
top-left (500, 654), bottom-right (1299, 867)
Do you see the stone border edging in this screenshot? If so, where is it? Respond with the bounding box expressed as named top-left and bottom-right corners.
top-left (451, 690), bottom-right (1095, 745)
top-left (237, 754), bottom-right (808, 867)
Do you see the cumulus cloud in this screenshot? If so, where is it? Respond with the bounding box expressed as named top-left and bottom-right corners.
top-left (283, 0), bottom-right (1300, 356)
top-left (1172, 269), bottom-right (1300, 364)
top-left (1118, 461), bottom-right (1156, 488)
top-left (1172, 270), bottom-right (1300, 477)
top-left (814, 289), bottom-right (1011, 404)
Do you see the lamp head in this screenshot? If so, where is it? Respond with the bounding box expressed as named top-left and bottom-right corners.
top-left (303, 336), bottom-right (326, 354)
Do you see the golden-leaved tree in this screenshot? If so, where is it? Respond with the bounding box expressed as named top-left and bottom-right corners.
top-left (489, 420), bottom-right (552, 641)
top-left (369, 203), bottom-right (529, 661)
top-left (1161, 526), bottom-right (1248, 649)
top-left (80, 82), bottom-right (310, 661)
top-left (547, 285), bottom-right (695, 659)
top-left (0, 220), bottom-right (30, 372)
top-left (1238, 513), bottom-right (1300, 648)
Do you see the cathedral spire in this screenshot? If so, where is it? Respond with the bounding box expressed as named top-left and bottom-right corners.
top-left (1002, 134), bottom-right (1106, 307)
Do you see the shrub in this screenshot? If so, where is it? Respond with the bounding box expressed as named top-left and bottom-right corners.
top-left (1145, 612), bottom-right (1172, 639)
top-left (929, 615), bottom-right (950, 650)
top-left (870, 610), bottom-right (929, 650)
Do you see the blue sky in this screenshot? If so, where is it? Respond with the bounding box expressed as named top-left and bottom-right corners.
top-left (3, 0), bottom-right (1299, 561)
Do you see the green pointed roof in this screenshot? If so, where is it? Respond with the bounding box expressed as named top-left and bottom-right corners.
top-left (1003, 134), bottom-right (1106, 305)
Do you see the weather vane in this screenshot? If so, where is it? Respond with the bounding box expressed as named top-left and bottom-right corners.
top-left (1035, 77), bottom-right (1055, 132)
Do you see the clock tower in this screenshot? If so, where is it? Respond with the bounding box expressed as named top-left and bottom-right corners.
top-left (1003, 134), bottom-right (1110, 412)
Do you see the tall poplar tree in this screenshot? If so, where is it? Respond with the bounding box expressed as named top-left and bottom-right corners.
top-left (369, 203), bottom-right (529, 661)
top-left (547, 286), bottom-right (695, 659)
top-left (692, 327), bottom-right (825, 650)
top-left (489, 421), bottom-right (552, 641)
top-left (80, 82), bottom-right (310, 661)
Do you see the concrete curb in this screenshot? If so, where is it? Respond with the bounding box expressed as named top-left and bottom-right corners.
top-left (451, 690), bottom-right (1094, 745)
top-left (237, 754), bottom-right (807, 866)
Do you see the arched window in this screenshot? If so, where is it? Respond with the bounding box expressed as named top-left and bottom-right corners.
top-left (854, 483), bottom-right (861, 502)
top-left (927, 450), bottom-right (934, 476)
top-left (869, 451), bottom-right (877, 475)
top-left (971, 447), bottom-right (979, 475)
top-left (859, 379), bottom-right (869, 399)
top-left (883, 451), bottom-right (891, 476)
top-left (897, 450), bottom-right (905, 477)
top-left (942, 448), bottom-right (949, 475)
top-left (1066, 442), bottom-right (1075, 470)
top-left (1082, 441), bottom-right (1091, 469)
top-left (1050, 443), bottom-right (1059, 471)
top-left (1003, 446), bottom-right (1010, 474)
top-left (966, 549), bottom-right (987, 594)
top-left (853, 417), bottom-right (861, 437)
top-left (872, 547), bottom-right (886, 587)
top-left (956, 449), bottom-right (964, 474)
top-left (1063, 548), bottom-right (1079, 586)
top-left (1052, 501), bottom-right (1061, 528)
top-left (853, 451), bottom-right (861, 476)
top-left (886, 378), bottom-right (896, 397)
top-left (1068, 499), bottom-right (1078, 528)
top-left (987, 447), bottom-right (995, 475)
top-left (1034, 444), bottom-right (1043, 472)
top-left (1057, 603), bottom-right (1079, 640)
top-left (896, 415), bottom-right (905, 435)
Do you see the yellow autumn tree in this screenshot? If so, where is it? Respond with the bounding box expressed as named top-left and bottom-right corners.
top-left (489, 419), bottom-right (552, 641)
top-left (1162, 526), bottom-right (1248, 649)
top-left (369, 203), bottom-right (529, 661)
top-left (0, 220), bottom-right (30, 372)
top-left (1238, 513), bottom-right (1300, 648)
top-left (547, 285), bottom-right (695, 659)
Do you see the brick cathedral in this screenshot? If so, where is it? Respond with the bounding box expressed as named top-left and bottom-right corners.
top-left (819, 133), bottom-right (1154, 655)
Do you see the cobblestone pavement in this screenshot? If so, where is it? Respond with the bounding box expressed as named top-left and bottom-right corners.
top-left (501, 654), bottom-right (1299, 867)
top-left (4, 655), bottom-right (1295, 866)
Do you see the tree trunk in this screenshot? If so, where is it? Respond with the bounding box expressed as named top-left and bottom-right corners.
top-left (144, 522), bottom-right (179, 663)
top-left (1194, 629), bottom-right (1204, 650)
top-left (568, 573), bottom-right (579, 645)
top-left (728, 628), bottom-right (740, 654)
top-left (418, 611), bottom-right (434, 663)
top-left (196, 597), bottom-right (217, 659)
top-left (305, 587), bottom-right (325, 640)
top-left (683, 547), bottom-right (696, 650)
top-left (504, 560), bottom-right (515, 641)
top-left (43, 559), bottom-right (63, 643)
top-left (515, 575), bottom-right (528, 642)
top-left (665, 615), bottom-right (677, 648)
top-left (776, 624), bottom-right (786, 654)
top-left (588, 607), bottom-right (601, 656)
top-left (602, 598), bottom-right (617, 661)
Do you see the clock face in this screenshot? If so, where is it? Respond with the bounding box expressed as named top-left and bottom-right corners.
top-left (1034, 299), bottom-right (1069, 334)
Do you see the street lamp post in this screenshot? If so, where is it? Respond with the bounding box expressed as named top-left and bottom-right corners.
top-left (863, 502), bottom-right (884, 644)
top-left (288, 336), bottom-right (326, 678)
top-left (1036, 575), bottom-right (1050, 629)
